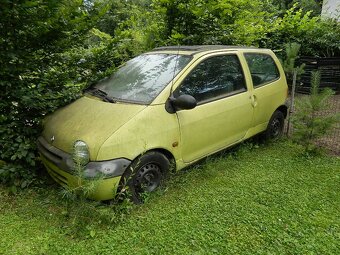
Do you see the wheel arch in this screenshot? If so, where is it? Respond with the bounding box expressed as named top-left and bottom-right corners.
top-left (276, 105), bottom-right (288, 118)
top-left (138, 148), bottom-right (176, 171)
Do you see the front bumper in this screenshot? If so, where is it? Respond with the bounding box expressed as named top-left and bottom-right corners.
top-left (37, 136), bottom-right (131, 200)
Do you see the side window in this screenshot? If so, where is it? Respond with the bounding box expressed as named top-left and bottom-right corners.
top-left (175, 55), bottom-right (246, 103)
top-left (245, 53), bottom-right (280, 87)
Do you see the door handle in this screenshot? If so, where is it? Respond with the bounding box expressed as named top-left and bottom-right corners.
top-left (250, 95), bottom-right (258, 108)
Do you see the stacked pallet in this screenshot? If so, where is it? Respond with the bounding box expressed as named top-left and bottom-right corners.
top-left (298, 57), bottom-right (340, 94)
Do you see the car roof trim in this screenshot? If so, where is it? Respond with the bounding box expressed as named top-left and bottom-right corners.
top-left (151, 45), bottom-right (262, 54)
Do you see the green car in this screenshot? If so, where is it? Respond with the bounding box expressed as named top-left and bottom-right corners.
top-left (38, 46), bottom-right (288, 203)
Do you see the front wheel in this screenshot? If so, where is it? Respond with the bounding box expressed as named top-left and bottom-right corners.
top-left (264, 110), bottom-right (285, 140)
top-left (118, 151), bottom-right (170, 204)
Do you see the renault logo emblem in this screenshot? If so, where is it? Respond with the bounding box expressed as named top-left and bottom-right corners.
top-left (51, 136), bottom-right (55, 143)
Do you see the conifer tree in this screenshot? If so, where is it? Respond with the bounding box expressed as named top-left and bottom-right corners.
top-left (292, 71), bottom-right (339, 153)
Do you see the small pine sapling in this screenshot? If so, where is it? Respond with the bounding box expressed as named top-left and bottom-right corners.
top-left (283, 42), bottom-right (305, 135)
top-left (283, 42), bottom-right (305, 86)
top-left (291, 71), bottom-right (339, 153)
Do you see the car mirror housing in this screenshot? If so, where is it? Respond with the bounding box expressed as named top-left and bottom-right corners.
top-left (165, 94), bottom-right (197, 113)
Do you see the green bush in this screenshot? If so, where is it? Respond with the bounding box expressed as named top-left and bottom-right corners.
top-left (1, 1), bottom-right (84, 188)
top-left (264, 5), bottom-right (340, 56)
top-left (153, 1), bottom-right (339, 56)
top-left (0, 0), bottom-right (142, 189)
top-left (153, 0), bottom-right (275, 45)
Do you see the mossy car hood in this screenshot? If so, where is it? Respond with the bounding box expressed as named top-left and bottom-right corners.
top-left (42, 96), bottom-right (146, 160)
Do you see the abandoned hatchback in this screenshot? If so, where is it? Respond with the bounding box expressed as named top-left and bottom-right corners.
top-left (38, 46), bottom-right (288, 203)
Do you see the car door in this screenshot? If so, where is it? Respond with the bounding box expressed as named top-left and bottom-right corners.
top-left (243, 52), bottom-right (283, 129)
top-left (173, 52), bottom-right (254, 163)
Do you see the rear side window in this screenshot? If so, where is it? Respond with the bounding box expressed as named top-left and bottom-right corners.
top-left (245, 53), bottom-right (280, 87)
top-left (176, 54), bottom-right (246, 103)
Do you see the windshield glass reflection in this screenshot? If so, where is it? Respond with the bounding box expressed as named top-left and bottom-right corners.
top-left (93, 53), bottom-right (192, 104)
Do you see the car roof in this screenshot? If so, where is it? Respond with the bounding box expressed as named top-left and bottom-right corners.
top-left (150, 45), bottom-right (263, 55)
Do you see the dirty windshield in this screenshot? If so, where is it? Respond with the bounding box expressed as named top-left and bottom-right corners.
top-left (92, 53), bottom-right (192, 104)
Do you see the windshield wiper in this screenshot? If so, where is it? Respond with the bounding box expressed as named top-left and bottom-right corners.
top-left (85, 88), bottom-right (116, 103)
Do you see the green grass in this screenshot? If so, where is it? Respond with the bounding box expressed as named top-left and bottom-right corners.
top-left (1, 140), bottom-right (339, 254)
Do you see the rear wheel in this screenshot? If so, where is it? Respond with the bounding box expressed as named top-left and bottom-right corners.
top-left (264, 110), bottom-right (285, 140)
top-left (118, 151), bottom-right (170, 204)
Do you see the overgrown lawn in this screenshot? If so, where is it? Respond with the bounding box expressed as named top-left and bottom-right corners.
top-left (1, 141), bottom-right (339, 254)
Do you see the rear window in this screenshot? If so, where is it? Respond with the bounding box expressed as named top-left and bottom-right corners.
top-left (245, 53), bottom-right (280, 87)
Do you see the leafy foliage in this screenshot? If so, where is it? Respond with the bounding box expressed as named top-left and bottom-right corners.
top-left (271, 0), bottom-right (322, 16)
top-left (154, 0), bottom-right (275, 45)
top-left (0, 0), bottom-right (147, 188)
top-left (0, 0), bottom-right (92, 188)
top-left (154, 1), bottom-right (339, 56)
top-left (265, 5), bottom-right (340, 57)
top-left (292, 71), bottom-right (339, 153)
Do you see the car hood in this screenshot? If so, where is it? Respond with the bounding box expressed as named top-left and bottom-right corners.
top-left (42, 95), bottom-right (146, 160)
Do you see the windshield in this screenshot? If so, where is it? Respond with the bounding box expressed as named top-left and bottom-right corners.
top-left (92, 53), bottom-right (192, 104)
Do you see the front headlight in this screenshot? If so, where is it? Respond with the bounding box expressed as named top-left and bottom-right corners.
top-left (73, 140), bottom-right (90, 165)
top-left (83, 158), bottom-right (131, 179)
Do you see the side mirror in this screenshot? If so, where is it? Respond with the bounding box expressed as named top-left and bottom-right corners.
top-left (166, 94), bottom-right (197, 113)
